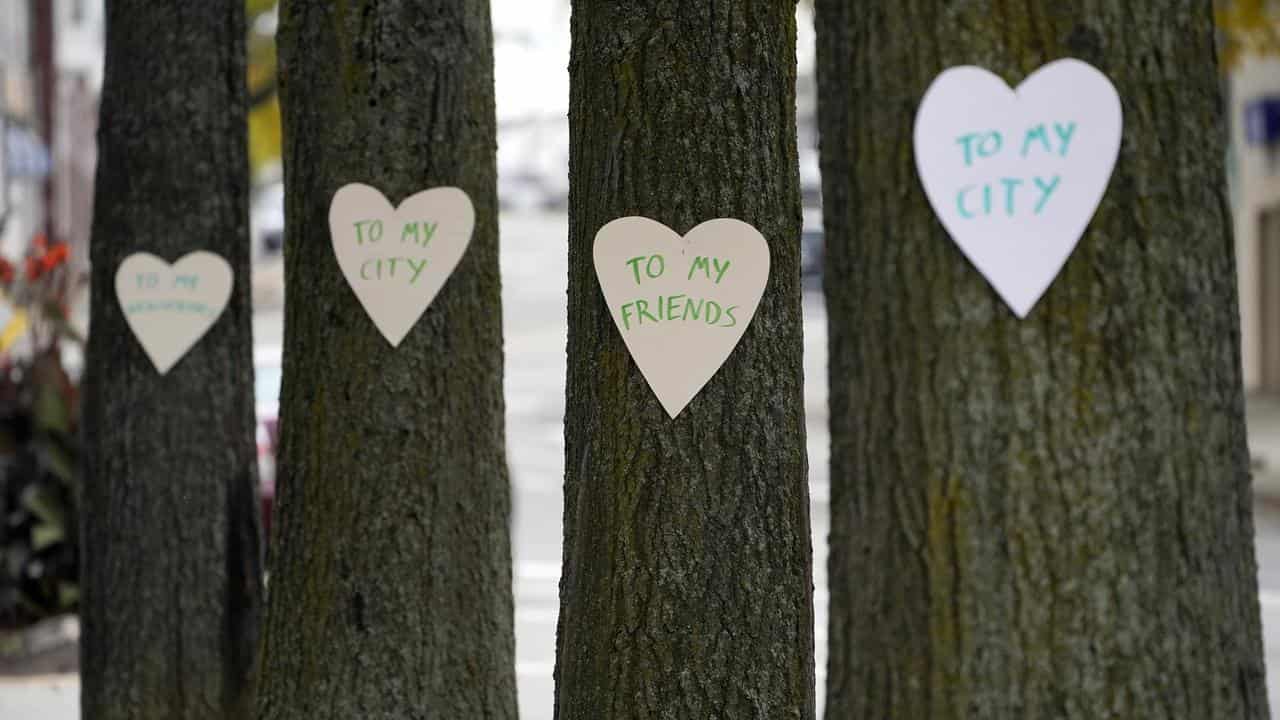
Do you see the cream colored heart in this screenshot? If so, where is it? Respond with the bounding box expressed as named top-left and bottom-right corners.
top-left (594, 217), bottom-right (770, 419)
top-left (115, 251), bottom-right (233, 375)
top-left (329, 183), bottom-right (475, 346)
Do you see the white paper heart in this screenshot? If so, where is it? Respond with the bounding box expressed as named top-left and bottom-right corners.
top-left (914, 58), bottom-right (1123, 317)
top-left (115, 251), bottom-right (233, 374)
top-left (594, 217), bottom-right (770, 418)
top-left (329, 183), bottom-right (475, 346)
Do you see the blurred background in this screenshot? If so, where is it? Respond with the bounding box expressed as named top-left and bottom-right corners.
top-left (0, 2), bottom-right (1279, 719)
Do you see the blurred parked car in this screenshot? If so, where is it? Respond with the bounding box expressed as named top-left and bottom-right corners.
top-left (497, 116), bottom-right (570, 211)
top-left (250, 180), bottom-right (284, 260)
top-left (801, 207), bottom-right (824, 291)
top-left (254, 345), bottom-right (281, 541)
top-left (249, 181), bottom-right (287, 309)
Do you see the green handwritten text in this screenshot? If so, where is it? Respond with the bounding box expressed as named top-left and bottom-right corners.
top-left (354, 219), bottom-right (383, 245)
top-left (400, 221), bottom-right (438, 247)
top-left (360, 257), bottom-right (429, 284)
top-left (687, 256), bottom-right (731, 284)
top-left (619, 295), bottom-right (739, 331)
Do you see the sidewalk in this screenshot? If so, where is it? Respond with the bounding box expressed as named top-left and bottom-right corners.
top-left (0, 617), bottom-right (78, 720)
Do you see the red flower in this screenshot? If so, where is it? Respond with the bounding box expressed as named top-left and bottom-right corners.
top-left (40, 243), bottom-right (68, 273)
top-left (0, 258), bottom-right (14, 284)
top-left (25, 257), bottom-right (41, 281)
top-left (46, 243), bottom-right (68, 266)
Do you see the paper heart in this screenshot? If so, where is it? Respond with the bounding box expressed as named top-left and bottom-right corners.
top-left (329, 183), bottom-right (475, 346)
top-left (116, 251), bottom-right (233, 374)
top-left (913, 58), bottom-right (1123, 317)
top-left (594, 217), bottom-right (770, 418)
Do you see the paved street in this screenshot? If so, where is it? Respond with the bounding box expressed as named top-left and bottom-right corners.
top-left (3, 211), bottom-right (1280, 718)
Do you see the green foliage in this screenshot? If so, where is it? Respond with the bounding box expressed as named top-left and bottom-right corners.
top-left (0, 242), bottom-right (85, 628)
top-left (1218, 0), bottom-right (1280, 69)
top-left (248, 0), bottom-right (282, 179)
top-left (0, 350), bottom-right (80, 628)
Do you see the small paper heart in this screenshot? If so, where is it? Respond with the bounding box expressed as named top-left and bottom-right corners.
top-left (115, 251), bottom-right (233, 374)
top-left (913, 58), bottom-right (1123, 317)
top-left (594, 217), bottom-right (770, 418)
top-left (329, 183), bottom-right (475, 346)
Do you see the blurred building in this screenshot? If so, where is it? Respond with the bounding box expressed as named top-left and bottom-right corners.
top-left (1234, 56), bottom-right (1280, 392)
top-left (51, 0), bottom-right (104, 281)
top-left (0, 1), bottom-right (101, 281)
top-left (0, 1), bottom-right (47, 261)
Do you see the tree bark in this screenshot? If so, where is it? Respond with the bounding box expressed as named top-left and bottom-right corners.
top-left (816, 2), bottom-right (1269, 718)
top-left (255, 2), bottom-right (516, 719)
top-left (82, 4), bottom-right (263, 720)
top-left (556, 3), bottom-right (814, 719)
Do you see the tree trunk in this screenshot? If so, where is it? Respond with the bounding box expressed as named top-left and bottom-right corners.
top-left (556, 4), bottom-right (814, 719)
top-left (82, 4), bottom-right (262, 720)
top-left (816, 3), bottom-right (1269, 718)
top-left (255, 3), bottom-right (516, 719)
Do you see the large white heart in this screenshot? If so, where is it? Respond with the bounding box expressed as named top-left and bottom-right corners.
top-left (115, 251), bottom-right (233, 374)
top-left (913, 58), bottom-right (1123, 317)
top-left (594, 217), bottom-right (770, 419)
top-left (329, 183), bottom-right (475, 346)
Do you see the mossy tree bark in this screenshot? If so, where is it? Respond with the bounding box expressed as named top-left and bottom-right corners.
top-left (556, 3), bottom-right (814, 719)
top-left (82, 3), bottom-right (263, 720)
top-left (816, 2), bottom-right (1269, 718)
top-left (255, 2), bottom-right (516, 719)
